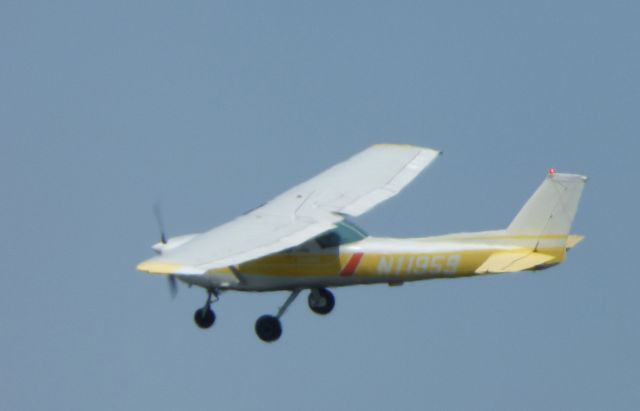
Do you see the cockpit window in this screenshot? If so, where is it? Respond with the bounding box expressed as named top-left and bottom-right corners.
top-left (315, 231), bottom-right (342, 248)
top-left (315, 220), bottom-right (368, 249)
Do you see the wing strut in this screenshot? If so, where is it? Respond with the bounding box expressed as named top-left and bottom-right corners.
top-left (228, 265), bottom-right (247, 285)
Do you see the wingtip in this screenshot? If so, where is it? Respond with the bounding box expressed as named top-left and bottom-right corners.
top-left (137, 260), bottom-right (180, 274)
top-left (137, 260), bottom-right (199, 275)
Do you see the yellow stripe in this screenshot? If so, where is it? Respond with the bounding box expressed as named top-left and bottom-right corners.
top-left (228, 246), bottom-right (568, 278)
top-left (447, 234), bottom-right (569, 241)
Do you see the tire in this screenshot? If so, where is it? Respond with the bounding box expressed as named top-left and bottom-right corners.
top-left (308, 288), bottom-right (335, 315)
top-left (255, 315), bottom-right (282, 342)
top-left (194, 307), bottom-right (215, 329)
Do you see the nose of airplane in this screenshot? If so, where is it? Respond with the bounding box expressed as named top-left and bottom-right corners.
top-left (151, 242), bottom-right (164, 254)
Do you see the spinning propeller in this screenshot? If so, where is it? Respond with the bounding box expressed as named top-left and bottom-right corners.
top-left (153, 201), bottom-right (167, 245)
top-left (153, 201), bottom-right (178, 299)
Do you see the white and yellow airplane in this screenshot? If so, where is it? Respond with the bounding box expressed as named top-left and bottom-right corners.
top-left (137, 144), bottom-right (586, 342)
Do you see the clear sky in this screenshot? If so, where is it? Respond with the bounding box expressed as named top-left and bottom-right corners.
top-left (1, 1), bottom-right (638, 410)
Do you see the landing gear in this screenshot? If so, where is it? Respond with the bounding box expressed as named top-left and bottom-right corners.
top-left (308, 288), bottom-right (335, 315)
top-left (255, 289), bottom-right (300, 343)
top-left (255, 315), bottom-right (282, 342)
top-left (188, 287), bottom-right (336, 341)
top-left (194, 289), bottom-right (217, 329)
top-left (194, 307), bottom-right (215, 329)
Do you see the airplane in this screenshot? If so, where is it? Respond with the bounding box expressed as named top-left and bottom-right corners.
top-left (137, 144), bottom-right (587, 342)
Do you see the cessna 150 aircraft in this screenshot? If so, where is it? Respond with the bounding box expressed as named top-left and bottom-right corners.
top-left (137, 144), bottom-right (586, 342)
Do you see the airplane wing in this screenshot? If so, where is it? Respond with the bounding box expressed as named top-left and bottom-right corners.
top-left (137, 144), bottom-right (440, 275)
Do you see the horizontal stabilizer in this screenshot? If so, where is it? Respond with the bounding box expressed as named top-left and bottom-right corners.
top-left (476, 251), bottom-right (555, 274)
top-left (566, 235), bottom-right (585, 249)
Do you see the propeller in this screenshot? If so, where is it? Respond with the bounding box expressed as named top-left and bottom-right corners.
top-left (153, 201), bottom-right (167, 245)
top-left (153, 201), bottom-right (177, 299)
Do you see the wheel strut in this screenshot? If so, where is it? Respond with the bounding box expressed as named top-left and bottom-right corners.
top-left (255, 289), bottom-right (301, 342)
top-left (194, 289), bottom-right (218, 329)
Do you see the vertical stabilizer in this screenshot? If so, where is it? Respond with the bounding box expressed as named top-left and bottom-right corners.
top-left (507, 173), bottom-right (587, 237)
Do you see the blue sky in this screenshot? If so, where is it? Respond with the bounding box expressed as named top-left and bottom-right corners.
top-left (1, 1), bottom-right (638, 410)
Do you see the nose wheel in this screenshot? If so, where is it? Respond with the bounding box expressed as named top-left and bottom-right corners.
top-left (194, 307), bottom-right (215, 329)
top-left (194, 289), bottom-right (218, 329)
top-left (308, 288), bottom-right (335, 315)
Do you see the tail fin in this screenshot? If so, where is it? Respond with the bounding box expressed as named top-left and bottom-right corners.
top-left (507, 172), bottom-right (587, 238)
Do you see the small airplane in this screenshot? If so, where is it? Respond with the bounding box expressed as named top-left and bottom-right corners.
top-left (137, 144), bottom-right (587, 342)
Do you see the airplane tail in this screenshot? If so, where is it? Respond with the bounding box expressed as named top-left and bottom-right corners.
top-left (506, 172), bottom-right (587, 247)
top-left (475, 172), bottom-right (587, 274)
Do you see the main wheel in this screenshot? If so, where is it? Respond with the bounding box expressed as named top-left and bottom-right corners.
top-left (308, 288), bottom-right (335, 315)
top-left (255, 315), bottom-right (282, 342)
top-left (194, 307), bottom-right (215, 329)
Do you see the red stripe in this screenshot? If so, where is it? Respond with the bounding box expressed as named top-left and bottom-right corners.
top-left (340, 252), bottom-right (364, 276)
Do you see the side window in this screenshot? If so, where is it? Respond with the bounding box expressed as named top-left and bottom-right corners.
top-left (315, 232), bottom-right (342, 249)
top-left (336, 224), bottom-right (365, 244)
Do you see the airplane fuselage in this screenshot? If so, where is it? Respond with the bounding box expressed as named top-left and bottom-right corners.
top-left (179, 230), bottom-right (568, 292)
